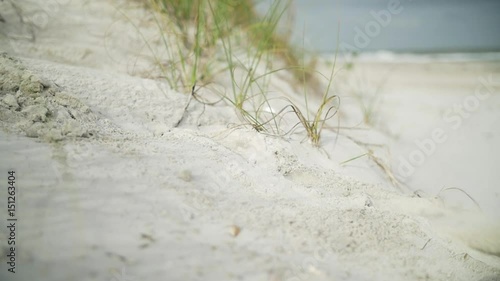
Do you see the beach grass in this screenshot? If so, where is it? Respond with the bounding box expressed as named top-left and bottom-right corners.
top-left (143, 0), bottom-right (340, 145)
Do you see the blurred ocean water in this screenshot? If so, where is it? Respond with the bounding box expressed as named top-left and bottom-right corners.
top-left (256, 0), bottom-right (500, 55)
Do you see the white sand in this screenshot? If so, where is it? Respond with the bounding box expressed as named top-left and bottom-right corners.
top-left (1, 1), bottom-right (499, 280)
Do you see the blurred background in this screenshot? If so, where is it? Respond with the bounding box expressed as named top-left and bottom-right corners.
top-left (257, 0), bottom-right (500, 54)
top-left (258, 0), bottom-right (500, 218)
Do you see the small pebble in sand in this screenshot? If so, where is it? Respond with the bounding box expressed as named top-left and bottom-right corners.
top-left (178, 169), bottom-right (192, 182)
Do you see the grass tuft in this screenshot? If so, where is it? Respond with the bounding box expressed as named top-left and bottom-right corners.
top-left (137, 0), bottom-right (343, 147)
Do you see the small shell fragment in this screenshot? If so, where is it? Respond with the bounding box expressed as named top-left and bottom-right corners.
top-left (229, 225), bottom-right (241, 237)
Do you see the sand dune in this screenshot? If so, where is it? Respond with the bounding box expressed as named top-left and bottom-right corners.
top-left (0, 1), bottom-right (499, 280)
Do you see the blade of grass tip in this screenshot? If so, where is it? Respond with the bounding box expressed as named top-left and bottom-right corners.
top-left (149, 1), bottom-right (185, 87)
top-left (252, 65), bottom-right (308, 82)
top-left (438, 187), bottom-right (482, 211)
top-left (323, 22), bottom-right (341, 102)
top-left (242, 0), bottom-right (287, 101)
top-left (191, 1), bottom-right (203, 86)
top-left (323, 23), bottom-right (342, 148)
top-left (233, 55), bottom-right (258, 107)
top-left (299, 23), bottom-right (311, 120)
top-left (305, 23), bottom-right (341, 146)
top-left (339, 153), bottom-right (368, 166)
top-left (207, 0), bottom-right (238, 102)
